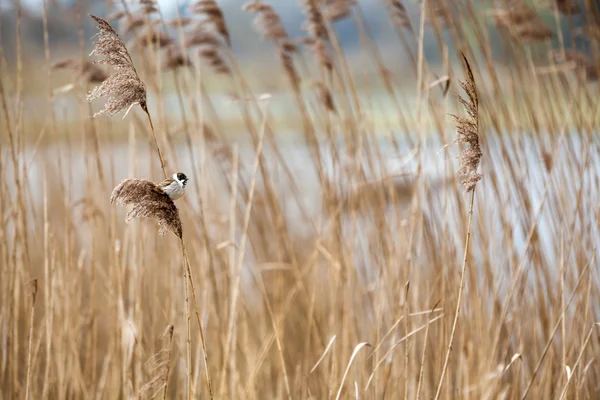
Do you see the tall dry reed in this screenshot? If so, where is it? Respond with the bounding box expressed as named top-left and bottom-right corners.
top-left (2, 1), bottom-right (600, 399)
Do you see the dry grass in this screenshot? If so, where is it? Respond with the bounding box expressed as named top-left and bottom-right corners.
top-left (2, 0), bottom-right (600, 399)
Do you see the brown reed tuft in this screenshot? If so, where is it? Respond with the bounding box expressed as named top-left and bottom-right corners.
top-left (302, 36), bottom-right (333, 71)
top-left (52, 58), bottom-right (109, 84)
top-left (110, 178), bottom-right (183, 238)
top-left (135, 29), bottom-right (174, 48)
top-left (138, 0), bottom-right (159, 15)
top-left (323, 0), bottom-right (356, 22)
top-left (512, 23), bottom-right (553, 41)
top-left (243, 1), bottom-right (301, 88)
top-left (184, 26), bottom-right (223, 48)
top-left (555, 0), bottom-right (580, 15)
top-left (138, 324), bottom-right (175, 399)
top-left (87, 15), bottom-right (149, 118)
top-left (452, 55), bottom-right (482, 192)
top-left (184, 23), bottom-right (231, 75)
top-left (198, 47), bottom-right (232, 75)
top-left (120, 15), bottom-right (147, 35)
top-left (300, 0), bottom-right (334, 72)
top-left (417, 0), bottom-right (452, 28)
top-left (106, 10), bottom-right (127, 21)
top-left (189, 0), bottom-right (231, 46)
top-left (385, 0), bottom-right (412, 31)
top-left (313, 81), bottom-right (336, 113)
top-left (279, 47), bottom-right (301, 90)
top-left (551, 49), bottom-right (598, 81)
top-left (168, 17), bottom-right (193, 28)
top-left (491, 3), bottom-right (553, 42)
top-left (163, 46), bottom-right (193, 70)
top-left (301, 0), bottom-right (328, 40)
top-left (243, 1), bottom-right (295, 50)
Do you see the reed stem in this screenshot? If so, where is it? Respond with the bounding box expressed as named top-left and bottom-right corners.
top-left (142, 108), bottom-right (167, 180)
top-left (25, 279), bottom-right (38, 400)
top-left (434, 188), bottom-right (476, 400)
top-left (182, 240), bottom-right (214, 399)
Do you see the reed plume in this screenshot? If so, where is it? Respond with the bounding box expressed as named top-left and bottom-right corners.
top-left (52, 58), bottom-right (108, 84)
top-left (198, 47), bottom-right (232, 75)
top-left (120, 15), bottom-right (147, 35)
top-left (243, 1), bottom-right (301, 88)
top-left (555, 0), bottom-right (580, 15)
top-left (167, 17), bottom-right (193, 28)
top-left (550, 49), bottom-right (598, 81)
top-left (110, 178), bottom-right (183, 238)
top-left (106, 10), bottom-right (127, 21)
top-left (138, 0), bottom-right (159, 15)
top-left (313, 81), bottom-right (336, 113)
top-left (301, 0), bottom-right (328, 40)
top-left (139, 325), bottom-right (175, 399)
top-left (323, 0), bottom-right (356, 22)
top-left (302, 36), bottom-right (333, 71)
top-left (385, 0), bottom-right (412, 31)
top-left (185, 24), bottom-right (232, 75)
top-left (189, 0), bottom-right (231, 46)
top-left (163, 46), bottom-right (193, 70)
top-left (452, 55), bottom-right (482, 192)
top-left (434, 54), bottom-right (482, 399)
top-left (87, 15), bottom-right (149, 117)
top-left (87, 14), bottom-right (167, 178)
top-left (491, 3), bottom-right (553, 42)
top-left (278, 47), bottom-right (301, 91)
top-left (243, 1), bottom-right (294, 48)
top-left (184, 27), bottom-right (223, 48)
top-left (300, 0), bottom-right (334, 72)
top-left (135, 29), bottom-right (174, 48)
top-left (416, 0), bottom-right (452, 28)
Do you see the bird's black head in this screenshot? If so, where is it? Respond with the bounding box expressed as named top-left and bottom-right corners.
top-left (176, 172), bottom-right (188, 186)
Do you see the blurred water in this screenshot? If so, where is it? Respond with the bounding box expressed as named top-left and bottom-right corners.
top-left (4, 129), bottom-right (600, 292)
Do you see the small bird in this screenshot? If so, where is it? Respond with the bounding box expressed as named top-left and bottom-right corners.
top-left (156, 172), bottom-right (188, 200)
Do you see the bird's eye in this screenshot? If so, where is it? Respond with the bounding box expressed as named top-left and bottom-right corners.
top-left (177, 173), bottom-right (186, 181)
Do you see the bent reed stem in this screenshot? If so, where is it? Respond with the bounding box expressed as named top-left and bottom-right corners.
top-left (434, 188), bottom-right (476, 400)
top-left (142, 109), bottom-right (167, 180)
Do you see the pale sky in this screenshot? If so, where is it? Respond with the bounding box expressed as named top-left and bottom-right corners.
top-left (2, 0), bottom-right (230, 17)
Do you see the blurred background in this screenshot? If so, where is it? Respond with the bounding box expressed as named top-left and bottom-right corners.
top-left (2, 1), bottom-right (600, 399)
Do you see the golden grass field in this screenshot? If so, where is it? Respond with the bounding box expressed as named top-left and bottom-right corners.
top-left (2, 0), bottom-right (600, 399)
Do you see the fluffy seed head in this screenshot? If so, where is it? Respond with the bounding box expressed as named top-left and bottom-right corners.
top-left (135, 29), bottom-right (174, 48)
top-left (52, 58), bottom-right (109, 84)
top-left (243, 1), bottom-right (292, 47)
top-left (87, 15), bottom-right (149, 117)
top-left (452, 55), bottom-right (482, 192)
top-left (163, 46), bottom-right (193, 70)
top-left (386, 0), bottom-right (412, 31)
top-left (189, 0), bottom-right (231, 46)
top-left (301, 0), bottom-right (328, 40)
top-left (313, 81), bottom-right (336, 113)
top-left (323, 0), bottom-right (356, 22)
top-left (111, 178), bottom-right (183, 238)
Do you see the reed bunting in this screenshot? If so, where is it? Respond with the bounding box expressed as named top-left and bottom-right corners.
top-left (156, 173), bottom-right (188, 200)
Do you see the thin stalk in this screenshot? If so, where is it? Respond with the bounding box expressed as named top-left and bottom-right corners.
top-left (434, 188), bottom-right (476, 400)
top-left (162, 325), bottom-right (175, 400)
top-left (558, 324), bottom-right (599, 400)
top-left (25, 279), bottom-right (37, 400)
top-left (182, 243), bottom-right (192, 400)
top-left (181, 241), bottom-right (214, 399)
top-left (416, 301), bottom-right (439, 400)
top-left (142, 108), bottom-right (167, 180)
